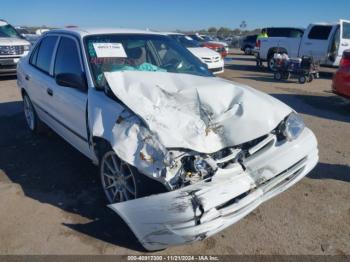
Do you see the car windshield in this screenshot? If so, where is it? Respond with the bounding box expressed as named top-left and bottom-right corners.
top-left (169, 34), bottom-right (201, 48)
top-left (0, 24), bottom-right (22, 38)
top-left (85, 34), bottom-right (212, 89)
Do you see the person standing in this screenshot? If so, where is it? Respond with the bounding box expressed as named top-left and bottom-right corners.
top-left (256, 29), bottom-right (268, 67)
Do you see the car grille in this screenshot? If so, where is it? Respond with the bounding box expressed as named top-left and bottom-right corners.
top-left (0, 46), bottom-right (24, 55)
top-left (210, 133), bottom-right (274, 167)
top-left (202, 56), bottom-right (221, 63)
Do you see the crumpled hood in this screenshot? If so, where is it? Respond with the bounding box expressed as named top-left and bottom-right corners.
top-left (104, 71), bottom-right (292, 153)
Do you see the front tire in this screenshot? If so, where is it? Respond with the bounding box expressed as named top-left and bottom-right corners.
top-left (100, 150), bottom-right (140, 204)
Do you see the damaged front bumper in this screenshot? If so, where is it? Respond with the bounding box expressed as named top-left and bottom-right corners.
top-left (109, 128), bottom-right (318, 251)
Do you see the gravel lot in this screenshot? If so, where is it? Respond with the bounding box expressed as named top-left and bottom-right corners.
top-left (0, 50), bottom-right (349, 255)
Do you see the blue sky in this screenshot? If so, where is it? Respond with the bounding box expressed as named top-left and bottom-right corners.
top-left (2, 0), bottom-right (350, 30)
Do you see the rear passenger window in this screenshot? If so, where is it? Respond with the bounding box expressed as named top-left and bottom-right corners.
top-left (54, 37), bottom-right (82, 77)
top-left (343, 22), bottom-right (350, 39)
top-left (308, 26), bottom-right (332, 40)
top-left (29, 42), bottom-right (40, 65)
top-left (34, 36), bottom-right (58, 73)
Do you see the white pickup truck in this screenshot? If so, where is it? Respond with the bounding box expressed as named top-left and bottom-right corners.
top-left (256, 20), bottom-right (350, 70)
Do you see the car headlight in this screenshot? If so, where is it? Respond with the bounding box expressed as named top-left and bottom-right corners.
top-left (23, 45), bottom-right (30, 51)
top-left (283, 112), bottom-right (305, 141)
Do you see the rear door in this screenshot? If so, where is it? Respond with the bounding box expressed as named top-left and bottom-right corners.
top-left (25, 35), bottom-right (59, 125)
top-left (299, 24), bottom-right (335, 64)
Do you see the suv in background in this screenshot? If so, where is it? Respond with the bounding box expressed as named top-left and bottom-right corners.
top-left (240, 34), bottom-right (257, 55)
top-left (0, 19), bottom-right (31, 76)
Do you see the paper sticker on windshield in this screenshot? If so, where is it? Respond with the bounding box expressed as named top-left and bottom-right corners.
top-left (93, 43), bottom-right (127, 58)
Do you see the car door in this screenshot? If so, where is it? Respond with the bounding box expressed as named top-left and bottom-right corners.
top-left (299, 24), bottom-right (335, 64)
top-left (24, 35), bottom-right (59, 126)
top-left (47, 35), bottom-right (93, 159)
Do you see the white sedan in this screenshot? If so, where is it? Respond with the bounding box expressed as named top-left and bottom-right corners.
top-left (165, 33), bottom-right (224, 74)
top-left (17, 28), bottom-right (318, 251)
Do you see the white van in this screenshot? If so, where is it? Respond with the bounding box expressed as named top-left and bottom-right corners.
top-left (256, 20), bottom-right (350, 70)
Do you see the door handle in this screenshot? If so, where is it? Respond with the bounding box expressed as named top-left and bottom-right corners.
top-left (341, 42), bottom-right (349, 46)
top-left (25, 75), bottom-right (30, 81)
top-left (47, 88), bottom-right (53, 96)
top-left (305, 42), bottom-right (312, 45)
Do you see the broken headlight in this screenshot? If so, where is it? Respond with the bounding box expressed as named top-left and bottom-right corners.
top-left (282, 112), bottom-right (305, 141)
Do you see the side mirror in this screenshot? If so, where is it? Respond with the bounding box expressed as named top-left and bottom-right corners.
top-left (56, 73), bottom-right (87, 91)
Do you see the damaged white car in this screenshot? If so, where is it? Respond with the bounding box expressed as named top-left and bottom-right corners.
top-left (17, 28), bottom-right (319, 251)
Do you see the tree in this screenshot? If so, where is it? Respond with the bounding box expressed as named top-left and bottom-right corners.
top-left (208, 27), bottom-right (217, 35)
top-left (217, 27), bottom-right (231, 38)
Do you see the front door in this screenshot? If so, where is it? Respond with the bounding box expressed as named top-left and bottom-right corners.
top-left (48, 35), bottom-right (92, 158)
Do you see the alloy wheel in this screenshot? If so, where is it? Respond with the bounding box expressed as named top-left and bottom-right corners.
top-left (101, 151), bottom-right (137, 204)
top-left (23, 95), bottom-right (35, 131)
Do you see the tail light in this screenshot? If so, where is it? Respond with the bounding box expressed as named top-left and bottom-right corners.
top-left (256, 40), bottom-right (261, 48)
top-left (340, 51), bottom-right (350, 68)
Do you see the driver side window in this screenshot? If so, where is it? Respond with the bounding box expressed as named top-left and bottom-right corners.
top-left (54, 37), bottom-right (83, 78)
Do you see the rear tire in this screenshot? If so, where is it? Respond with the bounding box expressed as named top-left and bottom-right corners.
top-left (267, 54), bottom-right (276, 71)
top-left (23, 93), bottom-right (45, 134)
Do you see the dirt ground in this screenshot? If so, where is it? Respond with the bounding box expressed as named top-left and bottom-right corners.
top-left (0, 50), bottom-right (349, 255)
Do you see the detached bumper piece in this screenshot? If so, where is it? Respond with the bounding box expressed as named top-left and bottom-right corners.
top-left (109, 128), bottom-right (318, 251)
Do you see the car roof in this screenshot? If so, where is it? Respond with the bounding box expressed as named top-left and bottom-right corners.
top-left (162, 32), bottom-right (183, 36)
top-left (310, 22), bottom-right (339, 26)
top-left (46, 27), bottom-right (168, 38)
